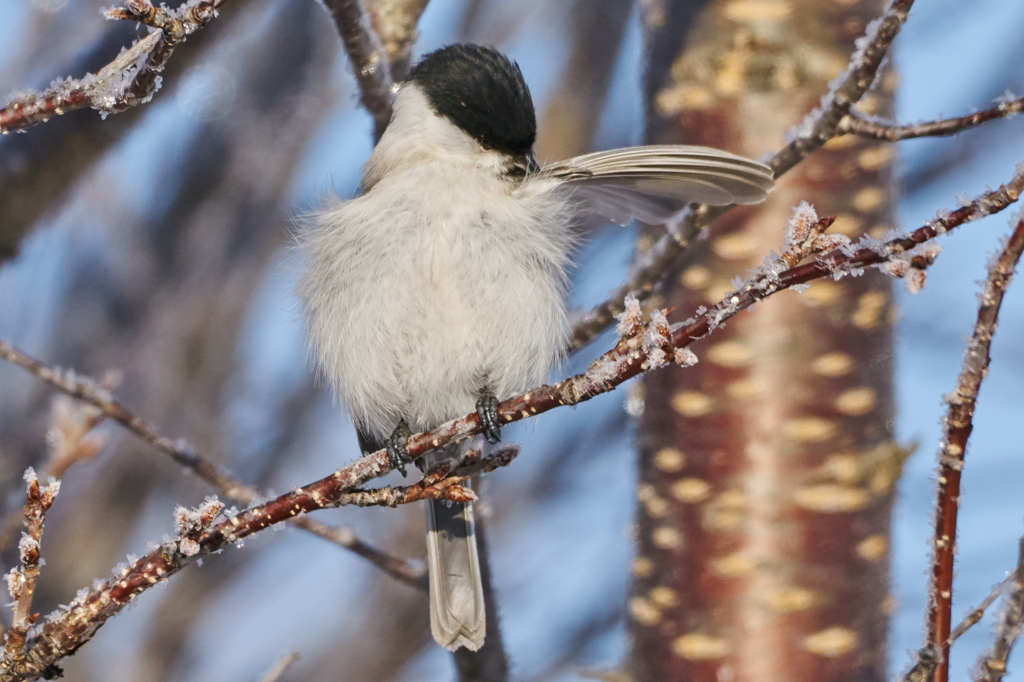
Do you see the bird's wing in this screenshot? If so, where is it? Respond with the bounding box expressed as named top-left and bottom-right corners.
top-left (539, 145), bottom-right (774, 225)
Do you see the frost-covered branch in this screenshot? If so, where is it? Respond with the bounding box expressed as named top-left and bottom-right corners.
top-left (1, 470), bottom-right (60, 676)
top-left (0, 0), bottom-right (231, 134)
top-left (10, 167), bottom-right (1020, 681)
top-left (839, 94), bottom-right (1024, 142)
top-left (925, 214), bottom-right (1024, 682)
top-left (975, 538), bottom-right (1024, 682)
top-left (774, 0), bottom-right (913, 174)
top-left (569, 0), bottom-right (916, 352)
top-left (0, 340), bottom-right (424, 590)
top-left (1, 447), bottom-right (512, 679)
top-left (321, 0), bottom-right (395, 139)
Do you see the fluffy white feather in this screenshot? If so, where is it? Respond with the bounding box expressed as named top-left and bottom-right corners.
top-left (299, 85), bottom-right (575, 443)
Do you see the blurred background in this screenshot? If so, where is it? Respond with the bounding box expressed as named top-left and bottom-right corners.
top-left (1, 0), bottom-right (1023, 680)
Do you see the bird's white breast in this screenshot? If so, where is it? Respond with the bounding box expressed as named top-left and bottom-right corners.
top-left (299, 160), bottom-right (575, 442)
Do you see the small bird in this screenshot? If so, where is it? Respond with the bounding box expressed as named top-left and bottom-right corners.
top-left (299, 43), bottom-right (772, 652)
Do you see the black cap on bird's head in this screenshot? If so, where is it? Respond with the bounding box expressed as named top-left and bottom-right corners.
top-left (407, 44), bottom-right (536, 157)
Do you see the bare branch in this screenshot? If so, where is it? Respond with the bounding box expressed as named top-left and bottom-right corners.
top-left (288, 517), bottom-right (426, 587)
top-left (839, 95), bottom-right (1024, 141)
top-left (925, 215), bottom-right (1024, 682)
top-left (321, 0), bottom-right (395, 139)
top-left (1, 470), bottom-right (61, 673)
top-left (975, 538), bottom-right (1024, 682)
top-left (0, 0), bottom-right (233, 134)
top-left (259, 652), bottom-right (300, 682)
top-left (0, 340), bottom-right (424, 589)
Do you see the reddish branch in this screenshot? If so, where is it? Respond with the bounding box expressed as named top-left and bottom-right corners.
top-left (975, 538), bottom-right (1024, 682)
top-left (6, 167), bottom-right (1021, 681)
top-left (321, 0), bottom-right (396, 140)
top-left (901, 539), bottom-right (1024, 682)
top-left (0, 0), bottom-right (231, 134)
top-left (840, 96), bottom-right (1024, 141)
top-left (926, 216), bottom-right (1024, 682)
top-left (1, 471), bottom-right (60, 674)
top-left (0, 340), bottom-right (424, 589)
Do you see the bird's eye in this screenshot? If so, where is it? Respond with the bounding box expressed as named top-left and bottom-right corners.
top-left (506, 164), bottom-right (527, 179)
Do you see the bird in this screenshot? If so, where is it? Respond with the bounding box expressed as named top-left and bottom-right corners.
top-left (299, 43), bottom-right (773, 653)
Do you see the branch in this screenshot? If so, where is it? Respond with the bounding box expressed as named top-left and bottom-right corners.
top-left (569, 0), bottom-right (916, 351)
top-left (258, 652), bottom-right (300, 682)
top-left (0, 388), bottom-right (116, 551)
top-left (321, 0), bottom-right (395, 139)
top-left (926, 214), bottom-right (1024, 682)
top-left (0, 0), bottom-right (232, 135)
top-left (364, 0), bottom-right (430, 81)
top-left (332, 445), bottom-right (518, 508)
top-left (901, 545), bottom-right (1021, 682)
top-left (839, 95), bottom-right (1024, 141)
top-left (975, 538), bottom-right (1024, 682)
top-left (0, 340), bottom-right (424, 590)
top-left (9, 166), bottom-right (1021, 681)
top-left (1, 470), bottom-right (60, 674)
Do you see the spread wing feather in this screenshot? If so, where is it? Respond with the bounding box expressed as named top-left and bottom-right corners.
top-left (539, 145), bottom-right (774, 225)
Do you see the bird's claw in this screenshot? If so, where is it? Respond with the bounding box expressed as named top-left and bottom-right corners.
top-left (387, 421), bottom-right (413, 477)
top-left (476, 394), bottom-right (502, 444)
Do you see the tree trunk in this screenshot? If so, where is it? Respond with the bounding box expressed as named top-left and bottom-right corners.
top-left (629, 2), bottom-right (898, 680)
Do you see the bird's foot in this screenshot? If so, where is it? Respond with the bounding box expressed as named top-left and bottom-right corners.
top-left (476, 393), bottom-right (502, 444)
top-left (387, 420), bottom-right (413, 477)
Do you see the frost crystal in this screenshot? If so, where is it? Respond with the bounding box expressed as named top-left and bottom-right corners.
top-left (40, 478), bottom-right (61, 508)
top-left (881, 260), bottom-right (908, 278)
top-left (179, 537), bottom-right (201, 557)
top-left (586, 355), bottom-right (621, 387)
top-left (640, 309), bottom-right (672, 371)
top-left (624, 386), bottom-right (645, 417)
top-left (616, 294), bottom-right (643, 338)
top-left (995, 89), bottom-right (1021, 110)
top-left (674, 348), bottom-right (699, 367)
top-left (785, 201), bottom-right (819, 250)
top-left (906, 268), bottom-right (927, 294)
top-left (812, 233), bottom-right (851, 253)
top-left (19, 533), bottom-right (40, 563)
top-left (6, 568), bottom-right (23, 599)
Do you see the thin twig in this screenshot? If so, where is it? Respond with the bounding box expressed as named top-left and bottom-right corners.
top-left (258, 651), bottom-right (300, 682)
top-left (321, 0), bottom-right (395, 139)
top-left (901, 559), bottom-right (1019, 682)
top-left (0, 341), bottom-right (424, 589)
top-left (568, 0), bottom-right (917, 352)
top-left (0, 0), bottom-right (232, 134)
top-left (839, 96), bottom-right (1024, 141)
top-left (926, 216), bottom-right (1024, 682)
top-left (0, 389), bottom-right (115, 551)
top-left (1, 470), bottom-right (60, 673)
top-left (974, 538), bottom-right (1024, 682)
top-left (9, 170), bottom-right (1021, 681)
